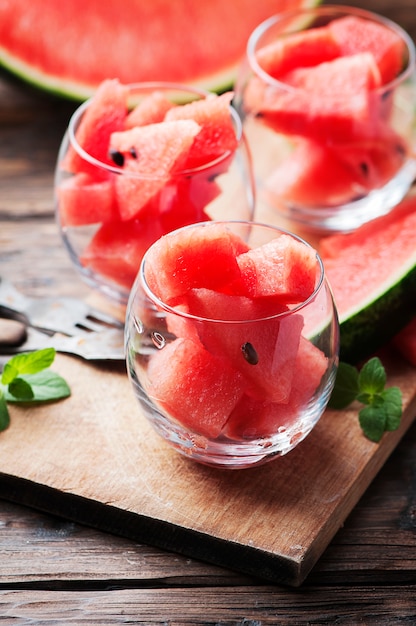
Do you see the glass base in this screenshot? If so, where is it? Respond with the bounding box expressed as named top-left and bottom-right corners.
top-left (128, 366), bottom-right (337, 470)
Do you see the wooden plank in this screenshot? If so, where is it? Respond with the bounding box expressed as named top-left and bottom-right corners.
top-left (0, 350), bottom-right (415, 586)
top-left (1, 416), bottom-right (416, 587)
top-left (1, 586), bottom-right (416, 624)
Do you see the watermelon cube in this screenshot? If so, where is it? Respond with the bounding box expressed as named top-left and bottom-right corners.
top-left (62, 78), bottom-right (128, 177)
top-left (81, 216), bottom-right (164, 289)
top-left (224, 335), bottom-right (328, 439)
top-left (164, 92), bottom-right (238, 168)
top-left (109, 119), bottom-right (201, 221)
top-left (125, 91), bottom-right (175, 129)
top-left (57, 172), bottom-right (119, 226)
top-left (328, 15), bottom-right (406, 84)
top-left (236, 233), bottom-right (318, 303)
top-left (144, 223), bottom-right (249, 303)
top-left (148, 176), bottom-right (220, 233)
top-left (146, 337), bottom-right (246, 438)
top-left (184, 288), bottom-right (304, 403)
top-left (256, 24), bottom-right (341, 79)
top-left (252, 53), bottom-right (382, 143)
top-left (265, 140), bottom-right (369, 208)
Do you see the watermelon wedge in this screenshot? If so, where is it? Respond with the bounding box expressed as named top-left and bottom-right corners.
top-left (0, 0), bottom-right (318, 100)
top-left (319, 196), bottom-right (416, 364)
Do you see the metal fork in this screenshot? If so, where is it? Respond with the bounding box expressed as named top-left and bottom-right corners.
top-left (0, 278), bottom-right (124, 336)
top-left (0, 324), bottom-right (125, 361)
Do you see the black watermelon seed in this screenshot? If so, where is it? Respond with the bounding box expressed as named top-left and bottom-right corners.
top-left (109, 149), bottom-right (125, 167)
top-left (241, 342), bottom-right (259, 365)
top-left (129, 147), bottom-right (138, 158)
top-left (359, 161), bottom-right (369, 177)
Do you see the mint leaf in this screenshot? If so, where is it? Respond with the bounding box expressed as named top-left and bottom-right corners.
top-left (8, 377), bottom-right (34, 401)
top-left (328, 361), bottom-right (359, 409)
top-left (0, 393), bottom-right (10, 432)
top-left (1, 362), bottom-right (19, 386)
top-left (329, 357), bottom-right (403, 442)
top-left (0, 348), bottom-right (70, 431)
top-left (3, 348), bottom-right (56, 377)
top-left (5, 370), bottom-right (71, 403)
top-left (358, 357), bottom-right (386, 396)
top-left (359, 405), bottom-right (387, 442)
top-left (381, 386), bottom-right (402, 432)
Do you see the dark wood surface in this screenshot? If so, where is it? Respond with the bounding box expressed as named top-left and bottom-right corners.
top-left (1, 0), bottom-right (416, 622)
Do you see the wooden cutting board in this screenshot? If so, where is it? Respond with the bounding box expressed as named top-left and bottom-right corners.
top-left (0, 349), bottom-right (415, 586)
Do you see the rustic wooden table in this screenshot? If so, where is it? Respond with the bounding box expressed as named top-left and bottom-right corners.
top-left (1, 0), bottom-right (416, 622)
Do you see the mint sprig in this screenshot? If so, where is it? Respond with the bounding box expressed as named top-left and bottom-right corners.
top-left (0, 348), bottom-right (71, 432)
top-left (329, 357), bottom-right (402, 442)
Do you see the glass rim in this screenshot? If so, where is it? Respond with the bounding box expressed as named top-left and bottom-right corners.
top-left (246, 4), bottom-right (416, 93)
top-left (138, 220), bottom-right (326, 324)
top-left (67, 81), bottom-right (244, 178)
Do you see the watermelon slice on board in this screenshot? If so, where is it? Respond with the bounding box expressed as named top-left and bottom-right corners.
top-left (0, 0), bottom-right (318, 100)
top-left (319, 196), bottom-right (416, 364)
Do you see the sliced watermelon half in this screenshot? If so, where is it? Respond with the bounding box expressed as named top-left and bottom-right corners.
top-left (0, 0), bottom-right (319, 100)
top-left (319, 196), bottom-right (416, 364)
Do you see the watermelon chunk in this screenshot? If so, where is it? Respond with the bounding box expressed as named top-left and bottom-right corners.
top-left (125, 91), bottom-right (176, 129)
top-left (109, 119), bottom-right (201, 220)
top-left (265, 134), bottom-right (407, 208)
top-left (256, 24), bottom-right (341, 78)
top-left (236, 233), bottom-right (318, 302)
top-left (184, 288), bottom-right (304, 403)
top-left (144, 223), bottom-right (249, 303)
top-left (81, 217), bottom-right (164, 288)
top-left (62, 79), bottom-right (128, 177)
top-left (253, 53), bottom-right (382, 143)
top-left (57, 173), bottom-right (119, 226)
top-left (146, 337), bottom-right (246, 438)
top-left (164, 92), bottom-right (238, 168)
top-left (328, 15), bottom-right (406, 84)
top-left (224, 335), bottom-right (328, 439)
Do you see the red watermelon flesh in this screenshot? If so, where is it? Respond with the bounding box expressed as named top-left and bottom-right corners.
top-left (319, 199), bottom-right (416, 320)
top-left (57, 172), bottom-right (119, 226)
top-left (62, 79), bottom-right (128, 177)
top-left (143, 223), bottom-right (323, 438)
top-left (224, 335), bottom-right (328, 438)
top-left (0, 0), bottom-right (312, 100)
top-left (124, 91), bottom-right (175, 129)
top-left (392, 317), bottom-right (416, 366)
top-left (146, 337), bottom-right (246, 439)
top-left (156, 177), bottom-right (219, 232)
top-left (81, 217), bottom-right (164, 288)
top-left (328, 15), bottom-right (406, 84)
top-left (265, 134), bottom-right (407, 208)
top-left (236, 233), bottom-right (318, 302)
top-left (164, 92), bottom-right (238, 169)
top-left (109, 120), bottom-right (201, 221)
top-left (183, 288), bottom-right (304, 403)
top-left (144, 223), bottom-right (250, 303)
top-left (255, 25), bottom-right (341, 79)
top-left (255, 53), bottom-right (382, 144)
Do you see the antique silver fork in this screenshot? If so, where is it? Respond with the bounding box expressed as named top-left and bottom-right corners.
top-left (0, 278), bottom-right (124, 336)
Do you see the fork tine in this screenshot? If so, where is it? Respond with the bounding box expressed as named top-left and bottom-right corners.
top-left (84, 307), bottom-right (125, 329)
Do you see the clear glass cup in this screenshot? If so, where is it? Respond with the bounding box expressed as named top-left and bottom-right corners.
top-left (125, 221), bottom-right (339, 469)
top-left (233, 5), bottom-right (416, 233)
top-left (54, 82), bottom-right (255, 305)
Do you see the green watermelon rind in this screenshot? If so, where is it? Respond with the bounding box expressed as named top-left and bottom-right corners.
top-left (0, 45), bottom-right (237, 101)
top-left (339, 255), bottom-right (416, 364)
